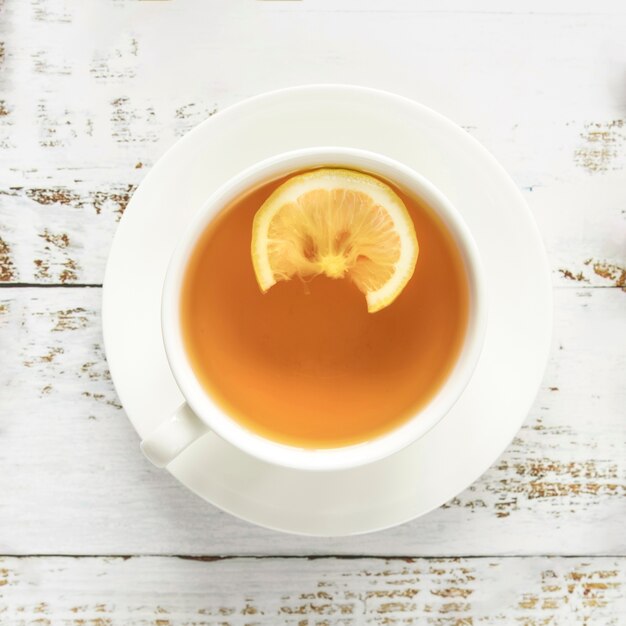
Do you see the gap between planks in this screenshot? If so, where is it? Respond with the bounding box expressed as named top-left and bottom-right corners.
top-left (2, 555), bottom-right (625, 560)
top-left (0, 283), bottom-right (102, 289)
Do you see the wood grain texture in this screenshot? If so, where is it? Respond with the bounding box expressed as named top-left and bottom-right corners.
top-left (1, 0), bottom-right (626, 622)
top-left (0, 1), bottom-right (625, 287)
top-left (1, 286), bottom-right (623, 556)
top-left (1, 176), bottom-right (625, 289)
top-left (1, 556), bottom-right (625, 625)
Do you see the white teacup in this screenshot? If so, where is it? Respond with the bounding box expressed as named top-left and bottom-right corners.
top-left (141, 147), bottom-right (487, 472)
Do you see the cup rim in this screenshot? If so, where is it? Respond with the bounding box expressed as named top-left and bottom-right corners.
top-left (162, 146), bottom-right (488, 471)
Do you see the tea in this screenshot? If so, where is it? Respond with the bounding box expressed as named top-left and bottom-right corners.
top-left (180, 170), bottom-right (469, 448)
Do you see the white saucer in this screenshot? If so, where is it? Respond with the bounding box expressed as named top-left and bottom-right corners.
top-left (102, 85), bottom-right (552, 536)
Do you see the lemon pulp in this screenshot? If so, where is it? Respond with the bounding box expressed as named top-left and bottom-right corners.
top-left (251, 168), bottom-right (419, 313)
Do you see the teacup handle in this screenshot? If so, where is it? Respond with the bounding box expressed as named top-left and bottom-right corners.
top-left (140, 403), bottom-right (209, 468)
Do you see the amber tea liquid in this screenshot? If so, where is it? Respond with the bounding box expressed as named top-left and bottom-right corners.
top-left (180, 170), bottom-right (469, 448)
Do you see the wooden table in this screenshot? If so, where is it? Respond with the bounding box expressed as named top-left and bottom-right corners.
top-left (1, 1), bottom-right (625, 623)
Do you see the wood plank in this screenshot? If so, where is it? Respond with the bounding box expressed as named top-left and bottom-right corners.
top-left (1, 176), bottom-right (625, 289)
top-left (0, 556), bottom-right (625, 624)
top-left (1, 286), bottom-right (624, 556)
top-left (0, 2), bottom-right (625, 286)
top-left (2, 176), bottom-right (624, 288)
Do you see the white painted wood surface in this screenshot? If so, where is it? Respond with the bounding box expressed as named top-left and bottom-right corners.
top-left (0, 0), bottom-right (625, 623)
top-left (1, 286), bottom-right (625, 556)
top-left (2, 556), bottom-right (626, 625)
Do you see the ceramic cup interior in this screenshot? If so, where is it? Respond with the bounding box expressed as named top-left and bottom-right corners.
top-left (160, 147), bottom-right (488, 471)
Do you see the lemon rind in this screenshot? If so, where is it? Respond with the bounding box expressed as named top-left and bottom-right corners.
top-left (251, 168), bottom-right (418, 312)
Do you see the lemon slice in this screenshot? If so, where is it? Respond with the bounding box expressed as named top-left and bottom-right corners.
top-left (251, 168), bottom-right (419, 313)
